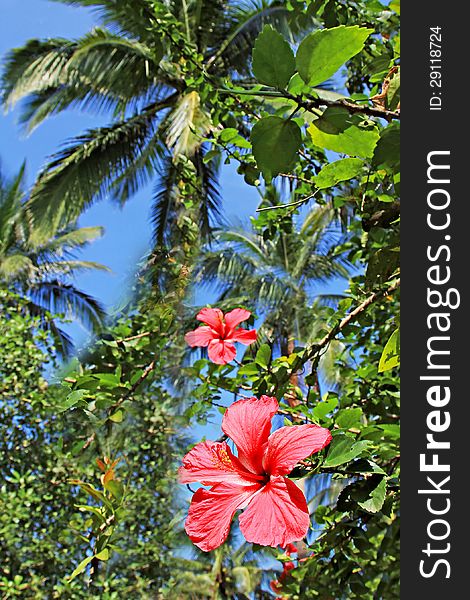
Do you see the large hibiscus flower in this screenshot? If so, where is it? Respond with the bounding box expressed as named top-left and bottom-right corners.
top-left (179, 395), bottom-right (332, 551)
top-left (184, 307), bottom-right (257, 364)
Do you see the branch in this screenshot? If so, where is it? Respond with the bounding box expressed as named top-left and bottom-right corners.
top-left (287, 92), bottom-right (400, 121)
top-left (284, 278), bottom-right (401, 382)
top-left (219, 87), bottom-right (400, 121)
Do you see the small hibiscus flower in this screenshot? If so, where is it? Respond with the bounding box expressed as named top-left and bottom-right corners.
top-left (270, 543), bottom-right (314, 596)
top-left (270, 561), bottom-right (295, 596)
top-left (184, 307), bottom-right (257, 364)
top-left (179, 395), bottom-right (332, 552)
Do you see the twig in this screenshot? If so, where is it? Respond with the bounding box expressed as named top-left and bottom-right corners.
top-left (256, 190), bottom-right (319, 212)
top-left (279, 172), bottom-right (315, 185)
top-left (109, 360), bottom-right (156, 413)
top-left (115, 331), bottom-right (151, 343)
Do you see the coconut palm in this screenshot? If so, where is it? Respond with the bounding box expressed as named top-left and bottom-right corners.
top-left (192, 199), bottom-right (351, 387)
top-left (1, 0), bottom-right (292, 245)
top-left (0, 163), bottom-right (109, 356)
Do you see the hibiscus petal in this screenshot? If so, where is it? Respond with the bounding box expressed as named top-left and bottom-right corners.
top-left (185, 326), bottom-right (215, 348)
top-left (196, 307), bottom-right (224, 335)
top-left (231, 327), bottom-right (257, 346)
top-left (208, 339), bottom-right (236, 364)
top-left (224, 308), bottom-right (251, 331)
top-left (263, 424), bottom-right (332, 476)
top-left (222, 395), bottom-right (278, 473)
top-left (179, 440), bottom-right (257, 486)
top-left (185, 483), bottom-right (260, 552)
top-left (238, 476), bottom-right (310, 547)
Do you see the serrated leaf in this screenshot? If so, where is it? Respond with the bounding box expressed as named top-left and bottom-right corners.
top-left (252, 26), bottom-right (295, 88)
top-left (308, 107), bottom-right (379, 158)
top-left (358, 477), bottom-right (387, 513)
top-left (296, 25), bottom-right (373, 86)
top-left (323, 437), bottom-right (370, 468)
top-left (346, 459), bottom-right (386, 475)
top-left (251, 116), bottom-right (302, 179)
top-left (378, 329), bottom-right (400, 372)
top-left (314, 158), bottom-right (363, 189)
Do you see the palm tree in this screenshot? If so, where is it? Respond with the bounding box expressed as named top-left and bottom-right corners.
top-left (192, 199), bottom-right (351, 388)
top-left (1, 0), bottom-right (292, 245)
top-left (0, 163), bottom-right (109, 356)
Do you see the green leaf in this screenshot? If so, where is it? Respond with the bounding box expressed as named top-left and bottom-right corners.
top-left (378, 424), bottom-right (400, 439)
top-left (255, 344), bottom-right (271, 369)
top-left (68, 554), bottom-right (94, 582)
top-left (345, 459), bottom-right (386, 475)
top-left (323, 437), bottom-right (370, 468)
top-left (58, 389), bottom-right (87, 412)
top-left (373, 124), bottom-right (400, 171)
top-left (308, 107), bottom-right (379, 157)
top-left (336, 407), bottom-right (363, 429)
top-left (252, 26), bottom-right (295, 89)
top-left (357, 477), bottom-right (387, 513)
top-left (314, 158), bottom-right (363, 189)
top-left (238, 362), bottom-right (260, 376)
top-left (109, 409), bottom-right (124, 423)
top-left (365, 248), bottom-right (400, 287)
top-left (105, 479), bottom-right (124, 502)
top-left (296, 25), bottom-right (373, 86)
top-left (390, 0), bottom-right (400, 15)
top-left (95, 548), bottom-right (110, 561)
top-left (251, 116), bottom-right (302, 179)
top-left (313, 395), bottom-right (338, 421)
top-left (378, 329), bottom-right (400, 372)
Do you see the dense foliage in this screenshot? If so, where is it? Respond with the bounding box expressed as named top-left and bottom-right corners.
top-left (1, 0), bottom-right (400, 597)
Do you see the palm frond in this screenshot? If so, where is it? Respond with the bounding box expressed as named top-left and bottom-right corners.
top-left (208, 1), bottom-right (290, 74)
top-left (151, 154), bottom-right (181, 246)
top-left (0, 163), bottom-right (26, 251)
top-left (29, 280), bottom-right (106, 332)
top-left (36, 226), bottom-right (105, 255)
top-left (194, 150), bottom-right (223, 240)
top-left (25, 299), bottom-right (75, 358)
top-left (0, 254), bottom-right (35, 280)
top-left (37, 260), bottom-right (111, 276)
top-left (1, 38), bottom-right (75, 109)
top-left (27, 104), bottom-right (163, 237)
top-left (50, 0), bottom-right (158, 40)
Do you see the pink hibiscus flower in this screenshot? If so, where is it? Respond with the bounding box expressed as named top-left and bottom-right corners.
top-left (184, 307), bottom-right (257, 364)
top-left (179, 395), bottom-right (332, 552)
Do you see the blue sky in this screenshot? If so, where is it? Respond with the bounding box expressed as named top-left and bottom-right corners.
top-left (0, 0), bottom-right (261, 347)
